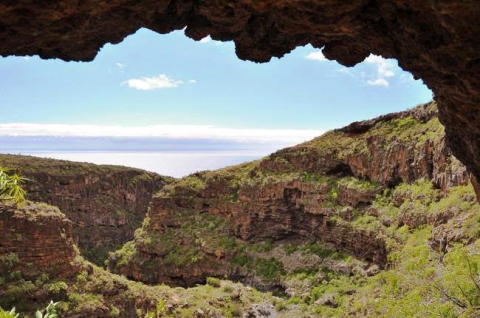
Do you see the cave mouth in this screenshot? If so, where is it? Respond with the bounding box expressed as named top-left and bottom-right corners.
top-left (1, 2), bottom-right (479, 313)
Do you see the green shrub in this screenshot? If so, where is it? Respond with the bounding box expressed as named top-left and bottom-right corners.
top-left (47, 281), bottom-right (68, 295)
top-left (110, 306), bottom-right (120, 317)
top-left (111, 241), bottom-right (137, 268)
top-left (220, 237), bottom-right (237, 252)
top-left (222, 284), bottom-right (234, 293)
top-left (275, 301), bottom-right (287, 311)
top-left (393, 179), bottom-right (439, 206)
top-left (75, 271), bottom-right (88, 284)
top-left (69, 293), bottom-right (103, 313)
top-left (206, 277), bottom-right (221, 287)
top-left (352, 215), bottom-right (383, 232)
top-left (0, 253), bottom-right (19, 270)
top-left (283, 244), bottom-right (298, 255)
top-left (224, 303), bottom-right (242, 318)
top-left (230, 254), bottom-right (249, 267)
top-left (253, 258), bottom-right (285, 280)
top-left (35, 273), bottom-right (49, 287)
top-left (152, 299), bottom-right (166, 317)
top-left (299, 242), bottom-right (346, 260)
top-left (9, 272), bottom-right (22, 281)
top-left (249, 241), bottom-right (273, 253)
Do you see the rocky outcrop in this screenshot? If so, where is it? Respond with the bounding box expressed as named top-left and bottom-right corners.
top-left (111, 178), bottom-right (383, 287)
top-left (0, 202), bottom-right (78, 281)
top-left (110, 102), bottom-right (472, 287)
top-left (263, 102), bottom-right (469, 190)
top-left (0, 1), bottom-right (479, 198)
top-left (0, 201), bottom-right (288, 318)
top-left (0, 155), bottom-right (171, 265)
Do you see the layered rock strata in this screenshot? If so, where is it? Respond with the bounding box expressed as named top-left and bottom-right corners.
top-left (0, 155), bottom-right (171, 265)
top-left (109, 102), bottom-right (471, 287)
top-left (0, 202), bottom-right (78, 281)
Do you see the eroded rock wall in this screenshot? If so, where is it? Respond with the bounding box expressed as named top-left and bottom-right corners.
top-left (110, 102), bottom-right (472, 287)
top-left (1, 202), bottom-right (289, 318)
top-left (265, 102), bottom-right (469, 190)
top-left (0, 202), bottom-right (78, 281)
top-left (116, 179), bottom-right (385, 287)
top-left (0, 155), bottom-right (171, 265)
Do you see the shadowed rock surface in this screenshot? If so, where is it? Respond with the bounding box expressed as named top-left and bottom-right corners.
top-left (0, 155), bottom-right (172, 265)
top-left (0, 0), bottom-right (479, 198)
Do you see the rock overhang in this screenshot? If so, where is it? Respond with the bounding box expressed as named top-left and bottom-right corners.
top-left (1, 0), bottom-right (479, 195)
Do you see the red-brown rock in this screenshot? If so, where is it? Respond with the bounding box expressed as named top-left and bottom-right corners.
top-left (0, 155), bottom-right (171, 264)
top-left (111, 102), bottom-right (470, 287)
top-left (0, 202), bottom-right (78, 280)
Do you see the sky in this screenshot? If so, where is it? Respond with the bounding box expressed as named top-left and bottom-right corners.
top-left (0, 28), bottom-right (433, 150)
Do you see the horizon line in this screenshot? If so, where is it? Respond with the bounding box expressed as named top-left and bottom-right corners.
top-left (0, 123), bottom-right (326, 144)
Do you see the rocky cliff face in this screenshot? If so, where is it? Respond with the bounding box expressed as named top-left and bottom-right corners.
top-left (265, 102), bottom-right (468, 190)
top-left (0, 202), bottom-right (79, 309)
top-left (1, 1), bottom-right (479, 200)
top-left (0, 201), bottom-right (294, 317)
top-left (0, 202), bottom-right (78, 281)
top-left (0, 155), bottom-right (171, 265)
top-left (109, 102), bottom-right (472, 288)
top-left (1, 102), bottom-right (478, 317)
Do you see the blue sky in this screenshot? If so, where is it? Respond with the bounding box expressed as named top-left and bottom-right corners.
top-left (0, 28), bottom-right (432, 149)
top-left (1, 28), bottom-right (432, 127)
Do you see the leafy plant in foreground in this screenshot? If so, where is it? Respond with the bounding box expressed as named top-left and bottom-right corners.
top-left (0, 307), bottom-right (19, 318)
top-left (0, 301), bottom-right (57, 318)
top-left (35, 301), bottom-right (58, 318)
top-left (0, 168), bottom-right (28, 206)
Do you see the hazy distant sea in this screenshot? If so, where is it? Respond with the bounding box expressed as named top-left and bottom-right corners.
top-left (1, 150), bottom-right (270, 178)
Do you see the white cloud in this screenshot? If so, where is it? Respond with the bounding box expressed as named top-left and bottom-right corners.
top-left (365, 55), bottom-right (394, 78)
top-left (367, 78), bottom-right (390, 87)
top-left (123, 74), bottom-right (184, 91)
top-left (198, 35), bottom-right (223, 46)
top-left (116, 62), bottom-right (125, 70)
top-left (0, 123), bottom-right (324, 144)
top-left (200, 36), bottom-right (212, 43)
top-left (22, 56), bottom-right (31, 61)
top-left (188, 79), bottom-right (197, 84)
top-left (306, 50), bottom-right (326, 62)
top-left (364, 55), bottom-right (395, 87)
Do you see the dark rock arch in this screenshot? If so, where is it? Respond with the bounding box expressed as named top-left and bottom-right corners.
top-left (1, 0), bottom-right (479, 195)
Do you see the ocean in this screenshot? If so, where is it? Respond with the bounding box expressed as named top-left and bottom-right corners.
top-left (1, 150), bottom-right (271, 178)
